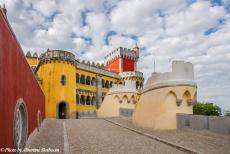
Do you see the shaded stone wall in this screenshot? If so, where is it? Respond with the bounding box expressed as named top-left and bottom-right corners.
top-left (209, 116), bottom-right (230, 134)
top-left (177, 114), bottom-right (230, 134)
top-left (78, 110), bottom-right (97, 118)
top-left (119, 108), bottom-right (134, 117)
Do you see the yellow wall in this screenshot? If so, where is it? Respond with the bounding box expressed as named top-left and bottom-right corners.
top-left (26, 57), bottom-right (39, 66)
top-left (75, 69), bottom-right (118, 111)
top-left (132, 85), bottom-right (197, 130)
top-left (77, 105), bottom-right (96, 111)
top-left (38, 60), bottom-right (76, 118)
top-left (97, 93), bottom-right (137, 118)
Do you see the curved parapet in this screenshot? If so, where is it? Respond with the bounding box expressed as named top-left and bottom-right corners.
top-left (39, 49), bottom-right (75, 64)
top-left (132, 61), bottom-right (197, 130)
top-left (144, 61), bottom-right (196, 92)
top-left (97, 80), bottom-right (137, 117)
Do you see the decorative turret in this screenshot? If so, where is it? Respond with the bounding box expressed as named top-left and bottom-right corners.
top-left (104, 45), bottom-right (139, 73)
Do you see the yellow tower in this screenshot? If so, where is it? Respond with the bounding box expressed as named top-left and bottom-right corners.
top-left (37, 49), bottom-right (76, 118)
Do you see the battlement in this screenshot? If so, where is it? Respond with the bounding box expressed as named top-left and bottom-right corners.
top-left (76, 61), bottom-right (118, 78)
top-left (25, 51), bottom-right (39, 58)
top-left (78, 59), bottom-right (106, 70)
top-left (104, 46), bottom-right (138, 65)
top-left (144, 61), bottom-right (196, 91)
top-left (39, 49), bottom-right (75, 63)
top-left (108, 80), bottom-right (136, 94)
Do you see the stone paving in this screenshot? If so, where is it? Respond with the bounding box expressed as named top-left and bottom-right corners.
top-left (24, 118), bottom-right (230, 154)
top-left (25, 118), bottom-right (186, 154)
top-left (25, 119), bottom-right (64, 154)
top-left (107, 117), bottom-right (230, 154)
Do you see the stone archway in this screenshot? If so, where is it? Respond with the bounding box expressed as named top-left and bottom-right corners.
top-left (57, 102), bottom-right (69, 119)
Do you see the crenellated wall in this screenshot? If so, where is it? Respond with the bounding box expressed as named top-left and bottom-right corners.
top-left (144, 61), bottom-right (196, 92)
top-left (97, 80), bottom-right (138, 117)
top-left (132, 61), bottom-right (197, 130)
top-left (105, 46), bottom-right (139, 73)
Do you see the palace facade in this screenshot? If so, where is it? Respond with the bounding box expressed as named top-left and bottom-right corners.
top-left (26, 46), bottom-right (144, 119)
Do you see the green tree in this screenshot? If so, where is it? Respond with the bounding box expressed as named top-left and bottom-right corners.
top-left (193, 102), bottom-right (221, 116)
top-left (225, 112), bottom-right (230, 117)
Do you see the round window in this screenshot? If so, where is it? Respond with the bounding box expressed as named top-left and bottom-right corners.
top-left (13, 99), bottom-right (28, 150)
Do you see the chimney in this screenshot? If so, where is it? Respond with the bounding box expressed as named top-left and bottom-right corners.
top-left (3, 4), bottom-right (7, 16)
top-left (133, 42), bottom-right (139, 57)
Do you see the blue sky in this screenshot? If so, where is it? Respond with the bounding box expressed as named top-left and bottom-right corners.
top-left (1, 0), bottom-right (230, 111)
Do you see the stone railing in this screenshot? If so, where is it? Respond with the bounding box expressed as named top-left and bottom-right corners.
top-left (119, 71), bottom-right (143, 78)
top-left (108, 80), bottom-right (136, 94)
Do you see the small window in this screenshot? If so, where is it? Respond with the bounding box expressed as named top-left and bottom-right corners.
top-left (61, 75), bottom-right (66, 85)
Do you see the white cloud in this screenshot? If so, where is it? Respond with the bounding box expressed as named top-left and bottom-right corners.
top-left (165, 1), bottom-right (225, 36)
top-left (0, 0), bottom-right (230, 111)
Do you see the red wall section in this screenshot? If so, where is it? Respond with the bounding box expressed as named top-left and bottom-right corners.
top-left (107, 59), bottom-right (120, 73)
top-left (122, 58), bottom-right (134, 72)
top-left (0, 9), bottom-right (45, 151)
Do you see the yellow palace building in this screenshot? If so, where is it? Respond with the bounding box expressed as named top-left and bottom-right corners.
top-left (26, 46), bottom-right (144, 119)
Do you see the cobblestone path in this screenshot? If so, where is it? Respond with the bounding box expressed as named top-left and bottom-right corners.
top-left (107, 117), bottom-right (230, 154)
top-left (25, 118), bottom-right (187, 154)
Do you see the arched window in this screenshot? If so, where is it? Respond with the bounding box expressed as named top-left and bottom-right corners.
top-left (76, 73), bottom-right (80, 83)
top-left (76, 94), bottom-right (79, 104)
top-left (80, 75), bottom-right (85, 84)
top-left (136, 81), bottom-right (140, 89)
top-left (86, 96), bottom-right (91, 105)
top-left (91, 77), bottom-right (96, 86)
top-left (86, 76), bottom-right (91, 85)
top-left (91, 96), bottom-right (96, 105)
top-left (105, 80), bottom-right (109, 88)
top-left (61, 75), bottom-right (66, 85)
top-left (110, 81), bottom-right (113, 88)
top-left (80, 95), bottom-right (85, 105)
top-left (140, 82), bottom-right (143, 89)
top-left (102, 79), bottom-right (105, 88)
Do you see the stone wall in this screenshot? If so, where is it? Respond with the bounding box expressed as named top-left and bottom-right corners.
top-left (176, 113), bottom-right (191, 129)
top-left (78, 110), bottom-right (97, 118)
top-left (177, 114), bottom-right (230, 134)
top-left (190, 115), bottom-right (209, 130)
top-left (209, 116), bottom-right (230, 134)
top-left (119, 108), bottom-right (134, 117)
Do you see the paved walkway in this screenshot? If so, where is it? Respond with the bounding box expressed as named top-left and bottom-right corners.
top-left (25, 119), bottom-right (186, 154)
top-left (107, 117), bottom-right (230, 154)
top-left (25, 118), bottom-right (230, 154)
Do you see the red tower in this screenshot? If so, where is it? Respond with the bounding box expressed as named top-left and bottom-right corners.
top-left (105, 45), bottom-right (139, 73)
